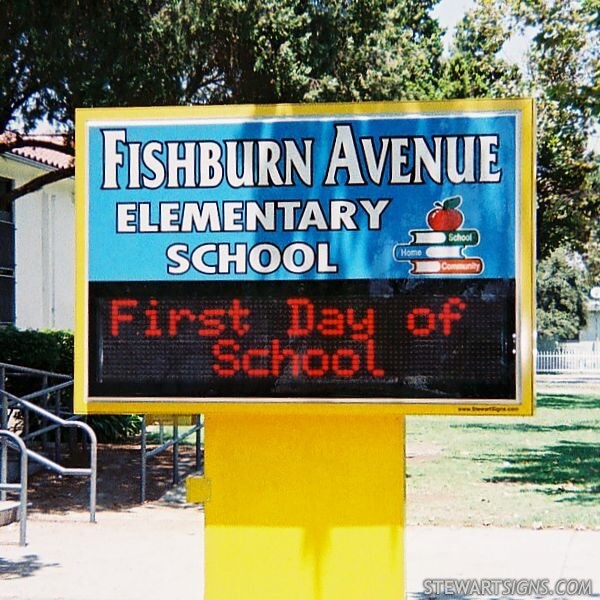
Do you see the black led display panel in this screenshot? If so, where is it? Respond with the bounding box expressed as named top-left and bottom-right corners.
top-left (89, 279), bottom-right (515, 400)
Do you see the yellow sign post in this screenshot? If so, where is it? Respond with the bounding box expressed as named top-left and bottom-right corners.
top-left (188, 413), bottom-right (405, 599)
top-left (75, 99), bottom-right (535, 599)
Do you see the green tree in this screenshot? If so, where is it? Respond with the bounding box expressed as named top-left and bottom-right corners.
top-left (442, 0), bottom-right (598, 260)
top-left (1, 1), bottom-right (221, 130)
top-left (523, 0), bottom-right (599, 259)
top-left (536, 247), bottom-right (588, 342)
top-left (210, 0), bottom-right (445, 104)
top-left (580, 152), bottom-right (600, 283)
top-left (441, 0), bottom-right (523, 99)
top-left (202, 0), bottom-right (313, 104)
top-left (301, 0), bottom-right (445, 102)
top-left (1, 0), bottom-right (446, 204)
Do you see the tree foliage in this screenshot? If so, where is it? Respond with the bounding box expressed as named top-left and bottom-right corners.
top-left (1, 1), bottom-right (222, 131)
top-left (0, 0), bottom-right (446, 201)
top-left (522, 0), bottom-right (599, 259)
top-left (299, 0), bottom-right (445, 102)
top-left (582, 155), bottom-right (600, 282)
top-left (536, 247), bottom-right (589, 341)
top-left (0, 0), bottom-right (597, 270)
top-left (1, 0), bottom-right (445, 130)
top-left (442, 0), bottom-right (523, 99)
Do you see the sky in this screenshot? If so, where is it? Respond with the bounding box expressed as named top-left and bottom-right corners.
top-left (433, 0), bottom-right (531, 67)
top-left (434, 0), bottom-right (598, 152)
top-left (433, 0), bottom-right (475, 32)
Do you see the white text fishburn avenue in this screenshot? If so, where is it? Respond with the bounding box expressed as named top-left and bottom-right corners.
top-left (101, 125), bottom-right (502, 190)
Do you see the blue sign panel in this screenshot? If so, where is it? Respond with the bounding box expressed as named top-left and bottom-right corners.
top-left (76, 100), bottom-right (535, 413)
top-left (86, 112), bottom-right (517, 282)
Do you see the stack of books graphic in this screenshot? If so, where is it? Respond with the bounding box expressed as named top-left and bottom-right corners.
top-left (395, 229), bottom-right (483, 275)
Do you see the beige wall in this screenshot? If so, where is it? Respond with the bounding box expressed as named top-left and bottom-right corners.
top-left (0, 153), bottom-right (74, 330)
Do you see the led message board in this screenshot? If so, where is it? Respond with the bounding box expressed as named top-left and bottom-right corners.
top-left (75, 99), bottom-right (535, 414)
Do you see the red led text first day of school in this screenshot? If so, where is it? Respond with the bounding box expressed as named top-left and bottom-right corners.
top-left (109, 296), bottom-right (468, 379)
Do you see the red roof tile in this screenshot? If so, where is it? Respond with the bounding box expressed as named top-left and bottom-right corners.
top-left (1, 132), bottom-right (74, 170)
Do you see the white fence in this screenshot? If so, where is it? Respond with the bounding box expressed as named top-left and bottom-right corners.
top-left (536, 349), bottom-right (600, 374)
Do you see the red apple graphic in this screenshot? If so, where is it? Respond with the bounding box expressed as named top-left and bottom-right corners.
top-left (426, 196), bottom-right (464, 231)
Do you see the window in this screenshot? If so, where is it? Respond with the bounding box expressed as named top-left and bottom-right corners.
top-left (0, 176), bottom-right (15, 325)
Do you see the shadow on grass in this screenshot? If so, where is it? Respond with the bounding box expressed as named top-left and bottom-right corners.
top-left (536, 394), bottom-right (600, 410)
top-left (486, 441), bottom-right (600, 504)
top-left (454, 422), bottom-right (597, 433)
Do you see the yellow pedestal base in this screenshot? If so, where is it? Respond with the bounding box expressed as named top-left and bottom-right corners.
top-left (194, 413), bottom-right (405, 599)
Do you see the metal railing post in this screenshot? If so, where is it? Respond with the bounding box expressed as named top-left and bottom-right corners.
top-left (41, 375), bottom-right (49, 452)
top-left (172, 421), bottom-right (179, 485)
top-left (89, 433), bottom-right (97, 523)
top-left (195, 415), bottom-right (202, 471)
top-left (140, 415), bottom-right (147, 503)
top-left (0, 431), bottom-right (28, 546)
top-left (19, 436), bottom-right (27, 545)
top-left (1, 366), bottom-right (7, 502)
top-left (141, 416), bottom-right (202, 497)
top-left (54, 389), bottom-right (62, 463)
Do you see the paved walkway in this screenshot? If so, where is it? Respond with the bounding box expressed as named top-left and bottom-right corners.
top-left (0, 505), bottom-right (204, 600)
top-left (405, 526), bottom-right (600, 598)
top-left (2, 506), bottom-right (599, 599)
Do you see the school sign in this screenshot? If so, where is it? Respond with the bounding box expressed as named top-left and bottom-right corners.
top-left (74, 99), bottom-right (535, 415)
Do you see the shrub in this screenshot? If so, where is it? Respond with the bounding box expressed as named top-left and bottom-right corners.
top-left (0, 326), bottom-right (140, 443)
top-left (537, 248), bottom-right (588, 342)
top-left (0, 326), bottom-right (73, 374)
top-left (88, 414), bottom-right (142, 443)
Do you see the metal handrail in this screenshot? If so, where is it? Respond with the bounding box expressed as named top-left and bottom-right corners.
top-left (20, 413), bottom-right (84, 443)
top-left (20, 379), bottom-right (74, 401)
top-left (140, 415), bottom-right (203, 503)
top-left (0, 430), bottom-right (27, 545)
top-left (1, 365), bottom-right (76, 461)
top-left (0, 386), bottom-right (97, 523)
top-left (3, 380), bottom-right (82, 444)
top-left (0, 361), bottom-right (71, 380)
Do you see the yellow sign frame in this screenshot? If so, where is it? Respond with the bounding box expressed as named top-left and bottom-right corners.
top-left (75, 98), bottom-right (535, 416)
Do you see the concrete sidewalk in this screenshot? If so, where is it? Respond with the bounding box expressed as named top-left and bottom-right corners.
top-left (405, 526), bottom-right (600, 598)
top-left (0, 506), bottom-right (205, 600)
top-left (2, 506), bottom-right (599, 600)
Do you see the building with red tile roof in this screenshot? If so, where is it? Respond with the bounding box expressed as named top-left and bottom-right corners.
top-left (0, 132), bottom-right (74, 170)
top-left (1, 132), bottom-right (75, 329)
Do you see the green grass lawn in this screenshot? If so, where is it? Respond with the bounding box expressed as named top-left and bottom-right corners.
top-left (405, 392), bottom-right (600, 529)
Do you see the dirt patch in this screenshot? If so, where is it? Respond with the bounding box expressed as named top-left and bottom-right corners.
top-left (26, 442), bottom-right (201, 514)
